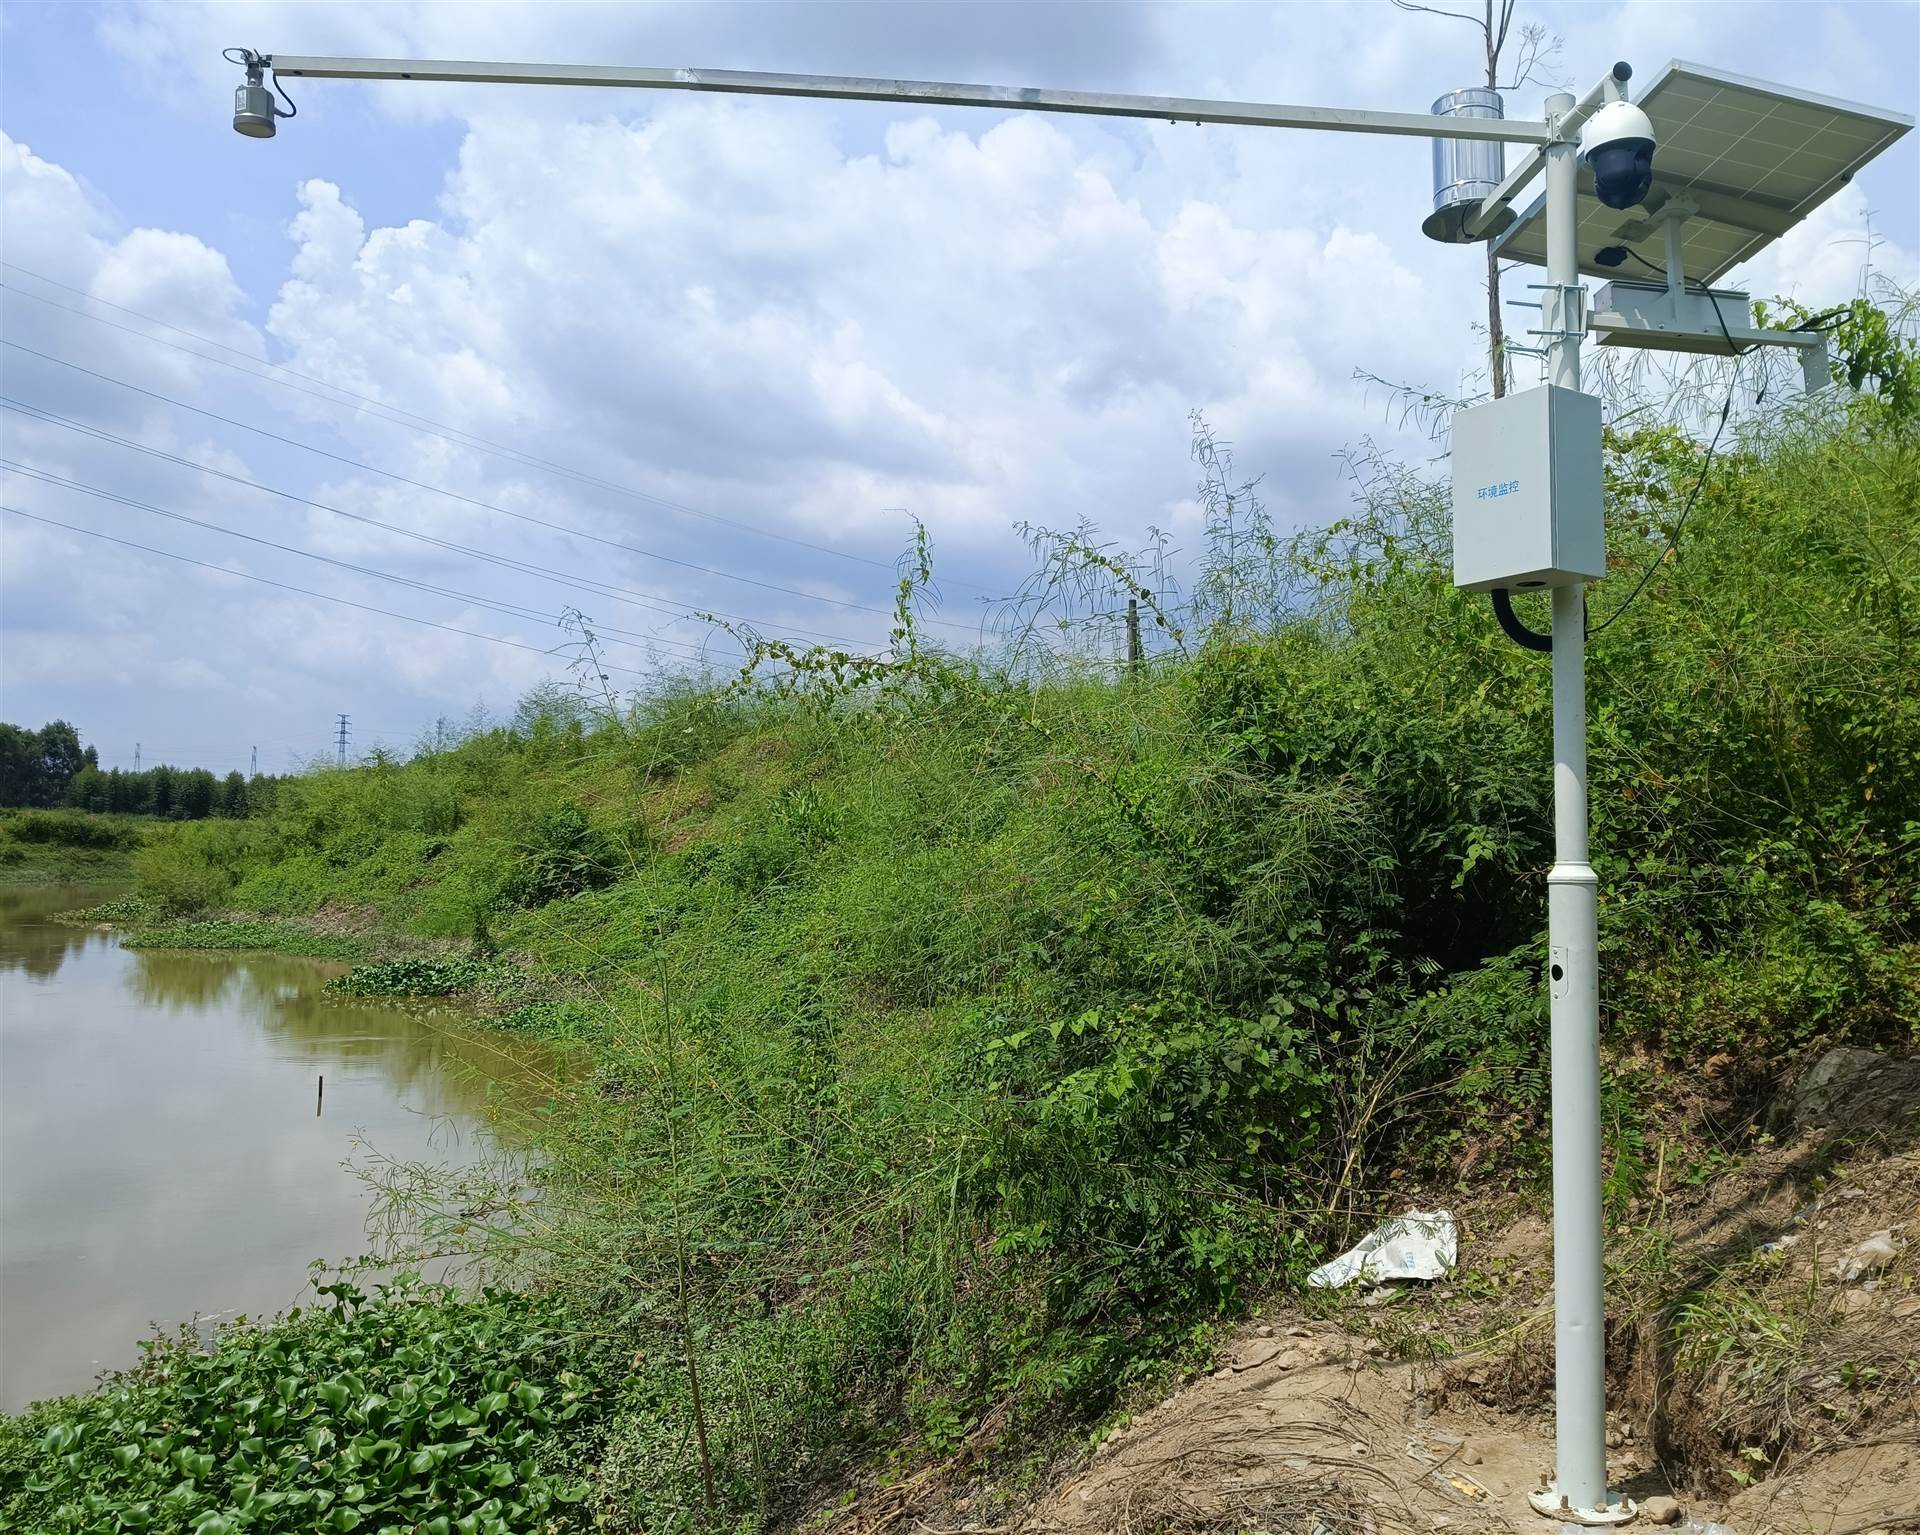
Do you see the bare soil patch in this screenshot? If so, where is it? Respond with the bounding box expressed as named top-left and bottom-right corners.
top-left (825, 1047), bottom-right (1920, 1534)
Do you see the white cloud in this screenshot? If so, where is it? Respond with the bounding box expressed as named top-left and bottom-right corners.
top-left (257, 101), bottom-right (1455, 567)
top-left (3, 1), bottom-right (1914, 768)
top-left (1740, 185), bottom-right (1920, 306)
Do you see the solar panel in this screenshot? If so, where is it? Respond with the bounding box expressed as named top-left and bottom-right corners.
top-left (1492, 61), bottom-right (1912, 285)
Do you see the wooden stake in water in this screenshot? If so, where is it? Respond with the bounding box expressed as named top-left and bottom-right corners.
top-left (316, 1075), bottom-right (324, 1117)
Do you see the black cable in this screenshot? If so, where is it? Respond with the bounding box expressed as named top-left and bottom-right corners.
top-left (1587, 385), bottom-right (1734, 640)
top-left (1615, 246), bottom-right (1746, 356)
top-left (1791, 305), bottom-right (1850, 333)
top-left (1489, 587), bottom-right (1554, 652)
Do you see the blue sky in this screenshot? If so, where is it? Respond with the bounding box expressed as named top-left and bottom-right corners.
top-left (2, 1), bottom-right (1914, 773)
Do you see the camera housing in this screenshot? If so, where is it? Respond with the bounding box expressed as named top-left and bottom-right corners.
top-left (233, 81), bottom-right (278, 137)
top-left (1579, 100), bottom-right (1657, 210)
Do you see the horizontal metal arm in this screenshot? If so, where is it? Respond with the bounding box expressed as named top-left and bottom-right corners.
top-left (264, 55), bottom-right (1550, 142)
top-left (1470, 143), bottom-right (1546, 237)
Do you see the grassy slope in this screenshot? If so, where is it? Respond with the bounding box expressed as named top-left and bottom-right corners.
top-left (0, 810), bottom-right (149, 885)
top-left (5, 410), bottom-right (1917, 1531)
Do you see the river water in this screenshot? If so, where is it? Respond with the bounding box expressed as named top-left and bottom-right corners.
top-left (0, 883), bottom-right (550, 1413)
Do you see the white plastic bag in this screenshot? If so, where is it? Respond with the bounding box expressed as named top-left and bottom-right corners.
top-left (1307, 1209), bottom-right (1458, 1288)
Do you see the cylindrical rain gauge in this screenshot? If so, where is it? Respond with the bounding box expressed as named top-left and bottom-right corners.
top-left (1423, 87), bottom-right (1511, 242)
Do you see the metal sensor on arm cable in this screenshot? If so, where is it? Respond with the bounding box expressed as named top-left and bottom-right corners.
top-left (227, 48), bottom-right (295, 137)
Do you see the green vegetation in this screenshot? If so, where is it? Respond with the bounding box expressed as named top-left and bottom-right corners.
top-left (0, 721), bottom-right (94, 809)
top-left (1, 719), bottom-right (285, 820)
top-left (126, 917), bottom-right (368, 961)
top-left (0, 1278), bottom-right (612, 1535)
top-left (6, 314), bottom-right (1916, 1528)
top-left (327, 956), bottom-right (501, 998)
top-left (0, 809), bottom-right (147, 884)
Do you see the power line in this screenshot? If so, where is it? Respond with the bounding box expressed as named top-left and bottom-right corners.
top-left (0, 263), bottom-right (985, 588)
top-left (0, 265), bottom-right (998, 595)
top-left (0, 503), bottom-right (661, 678)
top-left (2, 458), bottom-right (725, 663)
top-left (2, 398), bottom-right (884, 650)
top-left (3, 336), bottom-right (982, 633)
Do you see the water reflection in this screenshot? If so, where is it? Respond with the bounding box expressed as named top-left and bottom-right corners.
top-left (0, 884), bottom-right (122, 981)
top-left (0, 883), bottom-right (553, 1412)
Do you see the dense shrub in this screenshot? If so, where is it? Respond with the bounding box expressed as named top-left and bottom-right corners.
top-left (501, 803), bottom-right (625, 908)
top-left (0, 1279), bottom-right (612, 1535)
top-left (0, 809), bottom-right (142, 850)
top-left (131, 820), bottom-right (271, 915)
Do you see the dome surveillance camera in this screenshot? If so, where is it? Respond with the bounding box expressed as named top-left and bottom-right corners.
top-left (1579, 100), bottom-right (1656, 210)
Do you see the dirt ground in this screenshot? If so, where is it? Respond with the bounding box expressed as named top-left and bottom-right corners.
top-left (833, 1047), bottom-right (1920, 1535)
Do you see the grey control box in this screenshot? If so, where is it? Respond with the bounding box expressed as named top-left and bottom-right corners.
top-left (1451, 385), bottom-right (1604, 591)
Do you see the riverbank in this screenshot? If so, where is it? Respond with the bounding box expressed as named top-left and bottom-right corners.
top-left (0, 809), bottom-right (145, 886)
top-left (4, 407), bottom-right (1916, 1531)
top-left (67, 898), bottom-right (577, 1024)
top-left (67, 895), bottom-right (396, 963)
top-left (0, 879), bottom-right (557, 1415)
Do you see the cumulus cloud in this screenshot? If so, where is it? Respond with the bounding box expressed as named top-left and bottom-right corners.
top-left (258, 100), bottom-right (1456, 568)
top-left (2, 1), bottom-right (1914, 769)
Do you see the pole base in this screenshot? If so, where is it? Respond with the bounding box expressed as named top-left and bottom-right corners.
top-left (1528, 1483), bottom-right (1636, 1524)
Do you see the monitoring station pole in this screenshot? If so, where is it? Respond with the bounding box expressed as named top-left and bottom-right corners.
top-left (226, 43), bottom-right (1907, 1525)
top-left (1541, 88), bottom-right (1608, 1522)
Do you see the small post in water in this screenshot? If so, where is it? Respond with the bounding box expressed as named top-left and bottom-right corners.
top-left (316, 1075), bottom-right (324, 1117)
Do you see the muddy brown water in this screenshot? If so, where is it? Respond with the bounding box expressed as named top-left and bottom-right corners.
top-left (0, 883), bottom-right (553, 1413)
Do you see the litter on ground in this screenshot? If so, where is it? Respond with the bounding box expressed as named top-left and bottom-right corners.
top-left (1307, 1209), bottom-right (1458, 1288)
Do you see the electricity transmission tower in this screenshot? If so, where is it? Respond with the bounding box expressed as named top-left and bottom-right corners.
top-left (250, 745), bottom-right (258, 776)
top-left (334, 713), bottom-right (351, 766)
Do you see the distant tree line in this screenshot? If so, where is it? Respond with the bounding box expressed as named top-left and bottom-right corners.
top-left (0, 720), bottom-right (282, 819)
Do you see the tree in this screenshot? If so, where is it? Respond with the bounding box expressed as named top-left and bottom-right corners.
top-left (1391, 0), bottom-right (1560, 398)
top-left (106, 768), bottom-right (138, 814)
top-left (149, 764), bottom-right (176, 819)
top-left (178, 769), bottom-right (218, 820)
top-left (64, 766), bottom-right (110, 812)
top-left (219, 771), bottom-right (250, 818)
top-left (0, 723), bottom-right (37, 807)
top-left (34, 721), bottom-right (89, 807)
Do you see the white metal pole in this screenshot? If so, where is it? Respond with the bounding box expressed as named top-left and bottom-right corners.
top-left (1541, 90), bottom-right (1614, 1522)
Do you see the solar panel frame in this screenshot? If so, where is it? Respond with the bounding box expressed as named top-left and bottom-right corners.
top-left (1491, 60), bottom-right (1912, 285)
